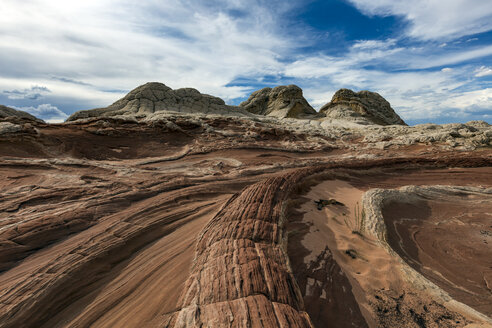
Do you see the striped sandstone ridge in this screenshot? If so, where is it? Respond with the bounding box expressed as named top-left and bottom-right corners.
top-left (170, 172), bottom-right (316, 327)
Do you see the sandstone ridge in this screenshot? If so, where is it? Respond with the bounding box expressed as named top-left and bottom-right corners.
top-left (320, 88), bottom-right (407, 126)
top-left (68, 83), bottom-right (319, 122)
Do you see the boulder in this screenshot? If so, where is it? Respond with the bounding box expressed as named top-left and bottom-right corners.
top-left (320, 89), bottom-right (406, 126)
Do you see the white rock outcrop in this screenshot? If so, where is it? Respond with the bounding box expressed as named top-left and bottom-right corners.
top-left (67, 82), bottom-right (251, 121)
top-left (320, 89), bottom-right (406, 126)
top-left (239, 85), bottom-right (318, 119)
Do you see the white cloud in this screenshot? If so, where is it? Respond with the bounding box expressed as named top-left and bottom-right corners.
top-left (352, 39), bottom-right (396, 49)
top-left (0, 77), bottom-right (126, 110)
top-left (0, 0), bottom-right (295, 104)
top-left (440, 88), bottom-right (492, 112)
top-left (13, 104), bottom-right (68, 123)
top-left (3, 86), bottom-right (50, 100)
top-left (286, 40), bottom-right (492, 79)
top-left (475, 66), bottom-right (492, 77)
top-left (347, 0), bottom-right (492, 41)
top-left (303, 88), bottom-right (338, 109)
top-left (285, 38), bottom-right (404, 80)
top-left (411, 45), bottom-right (492, 69)
top-left (284, 47), bottom-right (490, 121)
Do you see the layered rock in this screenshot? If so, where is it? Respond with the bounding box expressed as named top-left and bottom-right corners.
top-left (0, 105), bottom-right (43, 122)
top-left (0, 114), bottom-right (491, 327)
top-left (170, 171), bottom-right (316, 327)
top-left (2, 82), bottom-right (492, 327)
top-left (358, 121), bottom-right (491, 151)
top-left (67, 82), bottom-right (250, 121)
top-left (320, 89), bottom-right (406, 126)
top-left (239, 85), bottom-right (318, 119)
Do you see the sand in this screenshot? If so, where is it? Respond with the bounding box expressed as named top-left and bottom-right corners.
top-left (287, 167), bottom-right (492, 327)
top-left (383, 191), bottom-right (492, 317)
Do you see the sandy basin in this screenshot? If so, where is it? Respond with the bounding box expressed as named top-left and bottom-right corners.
top-left (287, 167), bottom-right (492, 327)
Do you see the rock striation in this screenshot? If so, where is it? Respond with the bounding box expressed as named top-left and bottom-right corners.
top-left (239, 85), bottom-right (318, 119)
top-left (0, 105), bottom-right (43, 122)
top-left (320, 89), bottom-right (407, 126)
top-left (170, 171), bottom-right (316, 327)
top-left (67, 82), bottom-right (250, 121)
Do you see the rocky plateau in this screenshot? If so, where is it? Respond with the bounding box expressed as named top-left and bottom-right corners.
top-left (0, 82), bottom-right (491, 328)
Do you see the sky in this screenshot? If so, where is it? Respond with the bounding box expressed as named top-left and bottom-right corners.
top-left (0, 0), bottom-right (491, 124)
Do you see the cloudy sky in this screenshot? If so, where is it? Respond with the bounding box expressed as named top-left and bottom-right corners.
top-left (1, 0), bottom-right (491, 124)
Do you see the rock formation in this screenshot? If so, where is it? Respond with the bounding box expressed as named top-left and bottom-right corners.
top-left (320, 88), bottom-right (407, 126)
top-left (66, 83), bottom-right (409, 125)
top-left (239, 85), bottom-right (318, 119)
top-left (0, 82), bottom-right (491, 328)
top-left (0, 105), bottom-right (43, 122)
top-left (67, 82), bottom-right (250, 121)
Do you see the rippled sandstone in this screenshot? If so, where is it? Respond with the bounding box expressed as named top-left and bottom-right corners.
top-left (0, 82), bottom-right (491, 328)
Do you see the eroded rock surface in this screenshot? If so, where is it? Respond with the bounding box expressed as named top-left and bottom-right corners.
top-left (320, 88), bottom-right (407, 126)
top-left (239, 85), bottom-right (318, 119)
top-left (287, 169), bottom-right (492, 328)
